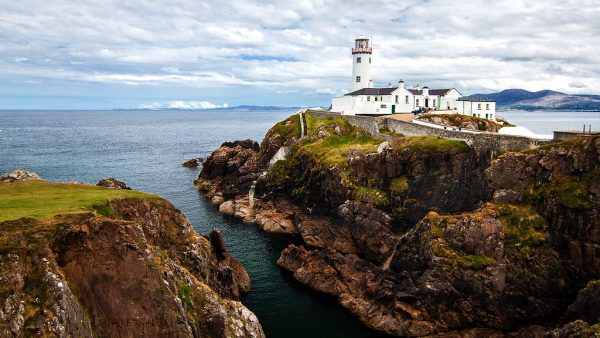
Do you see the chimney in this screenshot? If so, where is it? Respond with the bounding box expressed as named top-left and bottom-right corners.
top-left (398, 79), bottom-right (405, 89)
top-left (422, 86), bottom-right (429, 96)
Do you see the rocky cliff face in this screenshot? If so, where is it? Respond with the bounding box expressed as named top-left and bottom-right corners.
top-left (196, 112), bottom-right (600, 336)
top-left (0, 182), bottom-right (264, 338)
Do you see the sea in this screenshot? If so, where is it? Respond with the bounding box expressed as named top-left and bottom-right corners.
top-left (0, 109), bottom-right (599, 337)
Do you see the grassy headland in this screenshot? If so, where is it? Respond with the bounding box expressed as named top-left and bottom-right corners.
top-left (0, 180), bottom-right (152, 222)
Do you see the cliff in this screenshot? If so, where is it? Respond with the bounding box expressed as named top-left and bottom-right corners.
top-left (196, 112), bottom-right (600, 336)
top-left (0, 177), bottom-right (264, 338)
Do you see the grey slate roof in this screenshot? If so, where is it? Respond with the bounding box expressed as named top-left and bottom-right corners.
top-left (347, 87), bottom-right (397, 96)
top-left (347, 87), bottom-right (455, 96)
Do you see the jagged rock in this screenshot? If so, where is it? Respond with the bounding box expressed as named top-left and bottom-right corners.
top-left (488, 136), bottom-right (600, 280)
top-left (279, 203), bottom-right (568, 336)
top-left (254, 198), bottom-right (299, 234)
top-left (195, 139), bottom-right (261, 199)
top-left (417, 114), bottom-right (505, 132)
top-left (219, 200), bottom-right (235, 216)
top-left (96, 177), bottom-right (131, 190)
top-left (197, 111), bottom-right (600, 336)
top-left (0, 191), bottom-right (264, 337)
top-left (0, 169), bottom-right (42, 183)
top-left (183, 158), bottom-right (200, 168)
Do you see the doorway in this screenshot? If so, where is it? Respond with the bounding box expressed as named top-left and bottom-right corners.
top-left (425, 98), bottom-right (429, 108)
top-left (392, 105), bottom-right (396, 113)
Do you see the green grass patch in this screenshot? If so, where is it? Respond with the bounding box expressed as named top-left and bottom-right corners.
top-left (390, 176), bottom-right (409, 194)
top-left (390, 135), bottom-right (470, 154)
top-left (456, 255), bottom-right (497, 271)
top-left (305, 112), bottom-right (353, 138)
top-left (260, 114), bottom-right (301, 148)
top-left (353, 186), bottom-right (390, 207)
top-left (494, 204), bottom-right (549, 259)
top-left (0, 181), bottom-right (153, 222)
top-left (298, 132), bottom-right (381, 166)
top-left (529, 177), bottom-right (589, 209)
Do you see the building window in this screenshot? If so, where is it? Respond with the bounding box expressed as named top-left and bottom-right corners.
top-left (416, 99), bottom-right (419, 106)
top-left (395, 95), bottom-right (399, 103)
top-left (369, 57), bottom-right (371, 64)
top-left (356, 57), bottom-right (361, 63)
top-left (375, 96), bottom-right (378, 101)
top-left (367, 96), bottom-right (370, 101)
top-left (356, 76), bottom-right (361, 83)
top-left (433, 99), bottom-right (437, 107)
top-left (473, 114), bottom-right (476, 117)
top-left (477, 103), bottom-right (481, 110)
top-left (381, 104), bottom-right (387, 108)
top-left (405, 95), bottom-right (409, 104)
top-left (486, 104), bottom-right (489, 110)
top-left (380, 96), bottom-right (383, 101)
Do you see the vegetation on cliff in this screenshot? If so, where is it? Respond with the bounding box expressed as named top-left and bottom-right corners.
top-left (197, 111), bottom-right (600, 337)
top-left (0, 180), bottom-right (152, 222)
top-left (1, 178), bottom-right (263, 338)
top-left (417, 113), bottom-right (512, 132)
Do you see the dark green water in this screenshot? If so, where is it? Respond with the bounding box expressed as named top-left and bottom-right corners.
top-left (0, 109), bottom-right (389, 337)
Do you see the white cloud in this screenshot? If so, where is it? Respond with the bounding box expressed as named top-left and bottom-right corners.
top-left (0, 0), bottom-right (599, 104)
top-left (140, 100), bottom-right (229, 109)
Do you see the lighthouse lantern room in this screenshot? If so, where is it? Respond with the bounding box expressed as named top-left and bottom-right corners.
top-left (351, 36), bottom-right (372, 91)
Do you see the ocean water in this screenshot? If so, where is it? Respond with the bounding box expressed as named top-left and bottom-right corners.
top-left (0, 109), bottom-right (389, 338)
top-left (1, 109), bottom-right (599, 337)
top-left (497, 110), bottom-right (600, 136)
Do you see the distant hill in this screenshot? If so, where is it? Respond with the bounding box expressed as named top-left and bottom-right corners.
top-left (467, 89), bottom-right (600, 111)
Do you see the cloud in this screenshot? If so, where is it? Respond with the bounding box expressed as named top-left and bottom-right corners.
top-left (0, 0), bottom-right (599, 109)
top-left (140, 100), bottom-right (229, 109)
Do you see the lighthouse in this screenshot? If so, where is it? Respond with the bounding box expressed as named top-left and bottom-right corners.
top-left (351, 36), bottom-right (372, 91)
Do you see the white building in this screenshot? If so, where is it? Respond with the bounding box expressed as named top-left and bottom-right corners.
top-left (332, 37), bottom-right (496, 120)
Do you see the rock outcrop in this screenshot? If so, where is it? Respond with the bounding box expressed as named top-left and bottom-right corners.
top-left (97, 177), bottom-right (131, 190)
top-left (0, 169), bottom-right (42, 183)
top-left (416, 113), bottom-right (510, 132)
top-left (0, 182), bottom-right (264, 338)
top-left (196, 111), bottom-right (600, 336)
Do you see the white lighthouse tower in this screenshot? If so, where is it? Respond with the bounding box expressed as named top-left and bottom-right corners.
top-left (351, 36), bottom-right (372, 91)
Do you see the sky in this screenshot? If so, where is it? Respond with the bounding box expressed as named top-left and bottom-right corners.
top-left (0, 0), bottom-right (599, 109)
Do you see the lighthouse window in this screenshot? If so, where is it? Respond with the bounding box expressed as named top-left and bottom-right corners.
top-left (356, 76), bottom-right (361, 83)
top-left (356, 57), bottom-right (361, 63)
top-left (405, 95), bottom-right (409, 103)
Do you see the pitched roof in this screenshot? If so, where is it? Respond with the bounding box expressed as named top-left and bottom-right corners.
top-left (347, 87), bottom-right (397, 96)
top-left (346, 87), bottom-right (458, 97)
top-left (407, 88), bottom-right (453, 96)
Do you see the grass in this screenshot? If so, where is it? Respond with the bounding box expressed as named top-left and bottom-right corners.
top-left (528, 177), bottom-right (590, 209)
top-left (390, 135), bottom-right (470, 154)
top-left (353, 186), bottom-right (390, 207)
top-left (260, 114), bottom-right (301, 149)
top-left (297, 114), bottom-right (382, 166)
top-left (494, 204), bottom-right (549, 259)
top-left (390, 177), bottom-right (409, 194)
top-left (0, 180), bottom-right (153, 222)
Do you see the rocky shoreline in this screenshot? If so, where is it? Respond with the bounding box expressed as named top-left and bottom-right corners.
top-left (195, 112), bottom-right (600, 336)
top-left (0, 171), bottom-right (264, 337)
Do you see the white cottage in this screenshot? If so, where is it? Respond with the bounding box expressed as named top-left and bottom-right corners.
top-left (331, 37), bottom-right (496, 120)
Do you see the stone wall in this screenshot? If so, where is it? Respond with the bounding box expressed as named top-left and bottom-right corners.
top-left (307, 110), bottom-right (553, 153)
